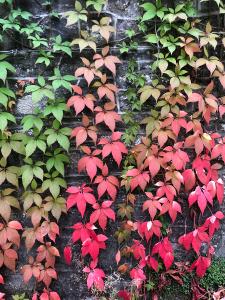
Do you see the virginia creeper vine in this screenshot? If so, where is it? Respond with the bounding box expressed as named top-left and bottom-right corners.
top-left (1, 0), bottom-right (225, 299)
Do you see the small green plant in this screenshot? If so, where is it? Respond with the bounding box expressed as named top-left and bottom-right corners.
top-left (200, 258), bottom-right (225, 291)
top-left (12, 293), bottom-right (29, 300)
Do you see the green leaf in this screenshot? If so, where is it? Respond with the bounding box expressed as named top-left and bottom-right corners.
top-left (37, 140), bottom-right (46, 153)
top-left (141, 4), bottom-right (156, 21)
top-left (146, 34), bottom-right (158, 43)
top-left (0, 60), bottom-right (16, 82)
top-left (25, 140), bottom-right (37, 157)
top-left (47, 133), bottom-right (57, 145)
top-left (33, 166), bottom-right (44, 181)
top-left (22, 166), bottom-right (33, 189)
top-left (57, 134), bottom-right (70, 151)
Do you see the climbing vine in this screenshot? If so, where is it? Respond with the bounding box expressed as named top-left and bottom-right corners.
top-left (0, 0), bottom-right (225, 300)
top-left (115, 0), bottom-right (225, 299)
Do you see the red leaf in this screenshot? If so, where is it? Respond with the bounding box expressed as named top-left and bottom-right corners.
top-left (116, 250), bottom-right (121, 265)
top-left (0, 275), bottom-right (4, 284)
top-left (64, 246), bottom-right (72, 265)
top-left (130, 268), bottom-right (146, 288)
top-left (66, 184), bottom-right (96, 217)
top-left (178, 227), bottom-right (209, 254)
top-left (216, 178), bottom-right (224, 204)
top-left (182, 169), bottom-right (196, 191)
top-left (84, 266), bottom-right (105, 291)
top-left (81, 232), bottom-right (107, 260)
top-left (126, 168), bottom-right (150, 192)
top-left (90, 201), bottom-right (115, 230)
top-left (117, 290), bottom-right (131, 300)
top-left (72, 222), bottom-right (95, 243)
top-left (190, 256), bottom-right (211, 277)
top-left (151, 237), bottom-right (174, 270)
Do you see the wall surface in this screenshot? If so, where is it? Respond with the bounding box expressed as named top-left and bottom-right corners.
top-left (1, 0), bottom-right (225, 299)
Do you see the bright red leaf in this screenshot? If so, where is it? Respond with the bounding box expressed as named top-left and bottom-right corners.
top-left (190, 256), bottom-right (211, 277)
top-left (94, 164), bottom-right (119, 200)
top-left (83, 266), bottom-right (105, 291)
top-left (98, 132), bottom-right (128, 166)
top-left (64, 246), bottom-right (72, 265)
top-left (66, 184), bottom-right (96, 217)
top-left (90, 200), bottom-right (115, 230)
top-left (77, 146), bottom-right (103, 181)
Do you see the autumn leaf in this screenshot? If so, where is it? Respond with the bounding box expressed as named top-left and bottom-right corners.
top-left (178, 227), bottom-right (209, 254)
top-left (161, 142), bottom-right (189, 170)
top-left (179, 37), bottom-right (200, 59)
top-left (66, 184), bottom-right (96, 217)
top-left (190, 256), bottom-right (211, 277)
top-left (202, 211), bottom-right (224, 237)
top-left (83, 266), bottom-right (105, 291)
top-left (152, 237), bottom-right (174, 270)
top-left (71, 222), bottom-right (95, 243)
top-left (75, 57), bottom-right (102, 86)
top-left (93, 46), bottom-right (121, 75)
top-left (81, 232), bottom-right (107, 260)
top-left (64, 246), bottom-right (72, 265)
top-left (90, 200), bottom-right (115, 230)
top-left (62, 1), bottom-right (87, 26)
top-left (188, 183), bottom-right (214, 214)
top-left (77, 147), bottom-right (103, 181)
top-left (95, 102), bottom-right (122, 132)
top-left (143, 192), bottom-right (162, 220)
top-left (71, 115), bottom-right (98, 147)
top-left (126, 168), bottom-right (150, 192)
top-left (67, 85), bottom-right (96, 115)
top-left (98, 132), bottom-right (128, 166)
top-left (137, 220), bottom-right (162, 241)
top-left (130, 268), bottom-right (146, 288)
top-left (93, 74), bottom-right (118, 102)
top-left (92, 17), bottom-right (115, 42)
top-left (138, 80), bottom-right (164, 103)
top-left (94, 165), bottom-right (119, 200)
top-left (131, 240), bottom-right (146, 260)
top-left (71, 31), bottom-right (96, 52)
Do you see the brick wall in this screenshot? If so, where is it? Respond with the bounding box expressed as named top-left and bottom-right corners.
top-left (1, 1), bottom-right (225, 299)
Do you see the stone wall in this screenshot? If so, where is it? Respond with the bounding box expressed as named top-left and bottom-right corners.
top-left (1, 0), bottom-right (225, 299)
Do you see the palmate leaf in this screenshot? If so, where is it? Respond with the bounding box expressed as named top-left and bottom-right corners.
top-left (0, 132), bottom-right (25, 159)
top-left (52, 35), bottom-right (72, 57)
top-left (44, 195), bottom-right (66, 221)
top-left (71, 31), bottom-right (96, 52)
top-left (25, 76), bottom-right (54, 103)
top-left (11, 8), bottom-right (32, 20)
top-left (0, 0), bottom-right (13, 4)
top-left (21, 159), bottom-right (44, 189)
top-left (49, 68), bottom-right (76, 92)
top-left (0, 112), bottom-right (16, 132)
top-left (35, 51), bottom-right (54, 67)
top-left (42, 171), bottom-right (66, 199)
top-left (0, 17), bottom-right (21, 31)
top-left (0, 189), bottom-right (20, 222)
top-left (0, 87), bottom-right (15, 109)
top-left (62, 1), bottom-right (87, 26)
top-left (0, 55), bottom-right (16, 82)
top-left (28, 34), bottom-right (48, 48)
top-left (141, 3), bottom-right (157, 21)
top-left (44, 100), bottom-right (68, 123)
top-left (45, 148), bottom-right (69, 176)
top-left (0, 158), bottom-right (19, 187)
top-left (21, 115), bottom-right (44, 132)
top-left (86, 0), bottom-right (107, 12)
top-left (92, 17), bottom-right (115, 42)
top-left (24, 137), bottom-right (46, 158)
top-left (44, 120), bottom-right (71, 152)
